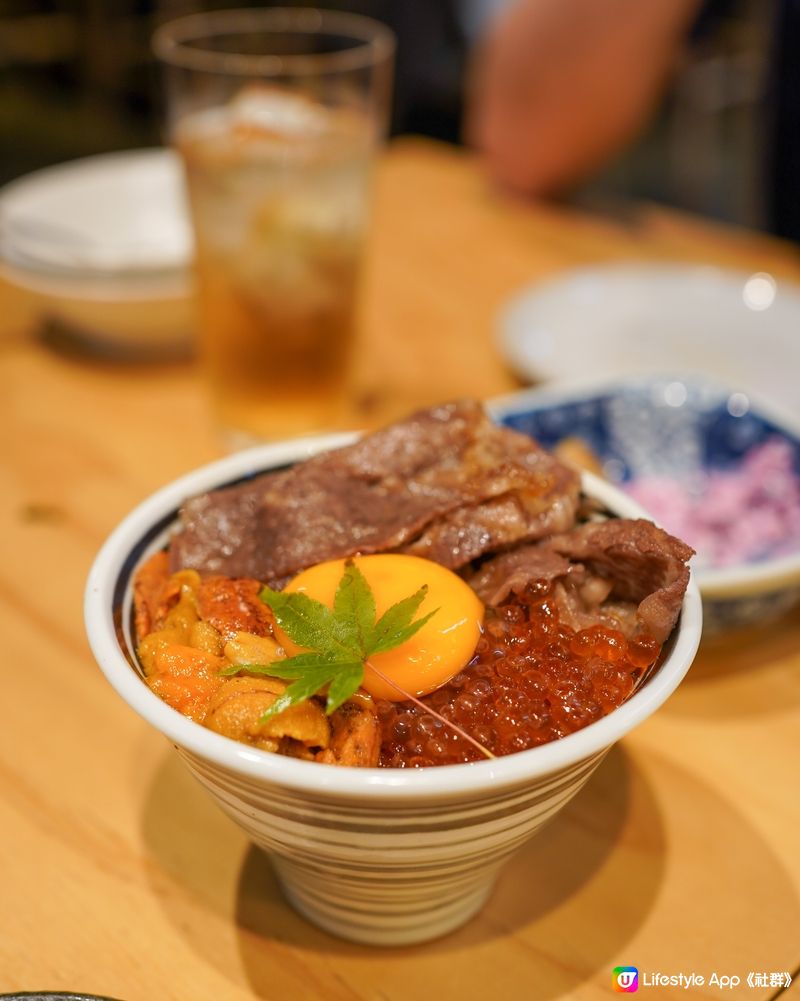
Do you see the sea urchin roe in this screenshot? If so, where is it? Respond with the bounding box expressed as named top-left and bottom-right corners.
top-left (376, 589), bottom-right (660, 767)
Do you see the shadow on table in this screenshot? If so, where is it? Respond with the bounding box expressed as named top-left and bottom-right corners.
top-left (140, 738), bottom-right (800, 1000)
top-left (663, 606), bottom-right (800, 720)
top-left (35, 316), bottom-right (193, 366)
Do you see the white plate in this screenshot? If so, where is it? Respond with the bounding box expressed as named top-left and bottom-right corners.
top-left (499, 263), bottom-right (800, 418)
top-left (0, 149), bottom-right (194, 353)
top-left (0, 148), bottom-right (192, 278)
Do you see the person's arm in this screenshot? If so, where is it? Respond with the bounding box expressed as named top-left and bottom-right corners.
top-left (467, 0), bottom-right (704, 195)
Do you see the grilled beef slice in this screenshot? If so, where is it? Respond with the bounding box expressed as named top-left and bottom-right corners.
top-left (169, 400), bottom-right (580, 585)
top-left (469, 519), bottom-right (694, 642)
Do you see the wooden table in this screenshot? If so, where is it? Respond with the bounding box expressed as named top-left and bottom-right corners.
top-left (1, 138), bottom-right (798, 1001)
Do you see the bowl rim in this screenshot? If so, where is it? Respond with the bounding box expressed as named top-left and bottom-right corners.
top-left (489, 376), bottom-right (800, 599)
top-left (84, 432), bottom-right (702, 801)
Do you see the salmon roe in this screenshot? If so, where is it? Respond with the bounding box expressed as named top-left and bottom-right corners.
top-left (376, 587), bottom-right (660, 767)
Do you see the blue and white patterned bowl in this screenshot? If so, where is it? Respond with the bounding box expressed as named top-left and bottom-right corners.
top-left (85, 433), bottom-right (700, 946)
top-left (491, 376), bottom-right (800, 634)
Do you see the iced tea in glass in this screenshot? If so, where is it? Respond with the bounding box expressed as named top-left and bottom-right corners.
top-left (154, 10), bottom-right (394, 443)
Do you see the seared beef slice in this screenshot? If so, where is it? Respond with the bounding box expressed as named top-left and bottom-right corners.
top-left (550, 519), bottom-right (693, 642)
top-left (170, 401), bottom-right (580, 584)
top-left (468, 545), bottom-right (574, 606)
top-left (470, 519), bottom-right (693, 643)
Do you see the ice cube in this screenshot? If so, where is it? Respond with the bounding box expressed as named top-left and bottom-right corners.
top-left (230, 85), bottom-right (331, 139)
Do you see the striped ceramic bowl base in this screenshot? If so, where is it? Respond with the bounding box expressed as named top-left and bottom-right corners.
top-left (179, 746), bottom-right (605, 945)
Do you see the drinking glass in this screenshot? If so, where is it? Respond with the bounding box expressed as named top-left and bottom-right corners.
top-left (154, 9), bottom-right (394, 444)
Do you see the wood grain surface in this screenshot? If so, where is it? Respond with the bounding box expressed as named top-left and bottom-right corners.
top-left (0, 138), bottom-right (798, 1001)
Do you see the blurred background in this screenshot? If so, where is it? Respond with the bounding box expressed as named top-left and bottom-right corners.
top-left (0, 0), bottom-right (787, 236)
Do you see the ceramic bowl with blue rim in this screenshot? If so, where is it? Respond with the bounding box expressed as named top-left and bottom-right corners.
top-left (85, 433), bottom-right (701, 946)
top-left (490, 376), bottom-right (800, 634)
top-left (0, 995), bottom-right (125, 1000)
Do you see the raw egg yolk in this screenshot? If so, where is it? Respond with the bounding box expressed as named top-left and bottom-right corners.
top-left (278, 554), bottom-right (484, 701)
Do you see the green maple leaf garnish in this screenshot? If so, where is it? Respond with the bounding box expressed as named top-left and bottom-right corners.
top-left (222, 560), bottom-right (438, 722)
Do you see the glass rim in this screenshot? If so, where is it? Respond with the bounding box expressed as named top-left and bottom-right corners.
top-left (152, 7), bottom-right (395, 77)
